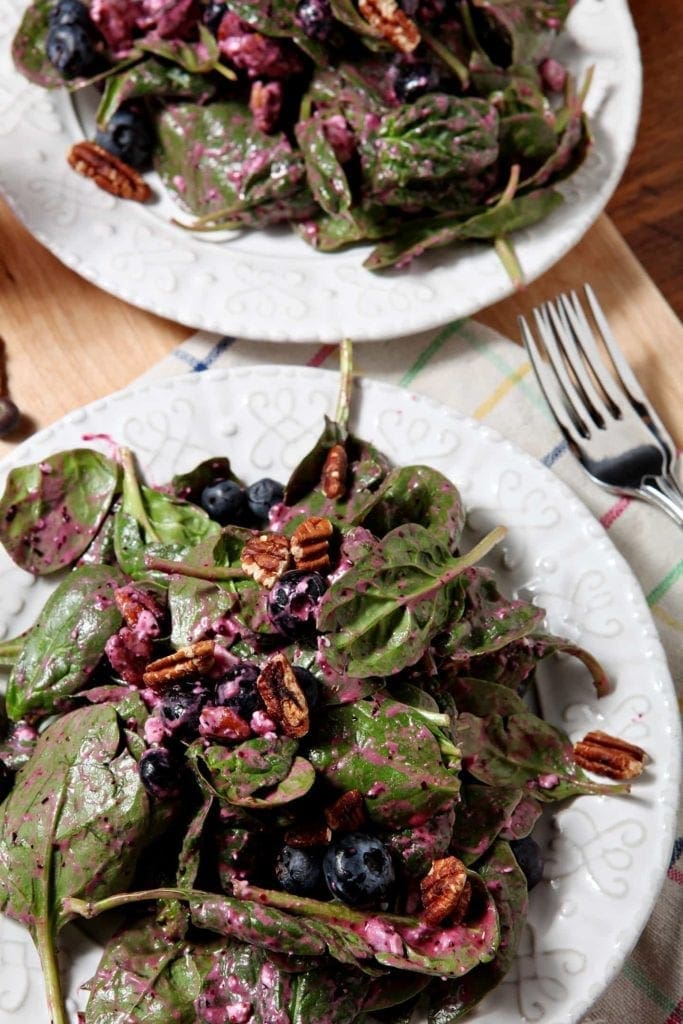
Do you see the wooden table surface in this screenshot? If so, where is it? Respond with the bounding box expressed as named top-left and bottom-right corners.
top-left (0, 0), bottom-right (681, 462)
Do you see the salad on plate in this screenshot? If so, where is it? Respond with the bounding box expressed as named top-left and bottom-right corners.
top-left (12, 0), bottom-right (590, 275)
top-left (0, 346), bottom-right (648, 1024)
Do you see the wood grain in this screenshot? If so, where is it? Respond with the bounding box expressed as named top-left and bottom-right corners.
top-left (606, 0), bottom-right (683, 318)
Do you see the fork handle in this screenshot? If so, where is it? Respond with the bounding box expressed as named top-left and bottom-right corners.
top-left (640, 476), bottom-right (683, 528)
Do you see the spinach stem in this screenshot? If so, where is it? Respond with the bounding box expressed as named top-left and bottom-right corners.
top-left (63, 887), bottom-right (206, 919)
top-left (336, 339), bottom-right (354, 431)
top-left (421, 30), bottom-right (470, 88)
top-left (120, 447), bottom-right (160, 544)
top-left (144, 554), bottom-right (247, 581)
top-left (35, 920), bottom-right (69, 1024)
top-left (213, 61), bottom-right (238, 83)
top-left (494, 236), bottom-right (524, 289)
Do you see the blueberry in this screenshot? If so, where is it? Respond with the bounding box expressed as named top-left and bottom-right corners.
top-left (245, 478), bottom-right (284, 524)
top-left (268, 570), bottom-right (327, 639)
top-left (46, 22), bottom-right (97, 78)
top-left (295, 0), bottom-right (334, 40)
top-left (216, 661), bottom-right (262, 720)
top-left (95, 106), bottom-right (155, 170)
top-left (393, 60), bottom-right (439, 103)
top-left (292, 666), bottom-right (320, 711)
top-left (275, 844), bottom-right (325, 896)
top-left (200, 479), bottom-right (247, 526)
top-left (158, 683), bottom-right (208, 737)
top-left (0, 760), bottom-right (14, 803)
top-left (510, 836), bottom-right (544, 890)
top-left (49, 0), bottom-right (91, 26)
top-left (202, 1), bottom-right (227, 32)
top-left (323, 832), bottom-right (395, 908)
top-left (139, 747), bottom-right (183, 799)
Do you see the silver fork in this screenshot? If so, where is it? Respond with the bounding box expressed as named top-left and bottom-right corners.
top-left (519, 285), bottom-right (683, 527)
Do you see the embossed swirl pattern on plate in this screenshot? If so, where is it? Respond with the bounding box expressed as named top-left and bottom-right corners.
top-left (0, 368), bottom-right (678, 1024)
top-left (0, 0), bottom-right (641, 341)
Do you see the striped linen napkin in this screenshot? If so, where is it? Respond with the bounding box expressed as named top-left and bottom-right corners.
top-left (140, 317), bottom-right (682, 1024)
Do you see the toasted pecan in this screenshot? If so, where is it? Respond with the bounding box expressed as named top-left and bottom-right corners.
top-left (291, 516), bottom-right (333, 573)
top-left (358, 0), bottom-right (420, 52)
top-left (241, 532), bottom-right (291, 588)
top-left (324, 789), bottom-right (367, 832)
top-left (321, 444), bottom-right (348, 500)
top-left (573, 730), bottom-right (648, 780)
top-left (256, 652), bottom-right (310, 738)
top-left (142, 640), bottom-right (215, 691)
top-left (67, 141), bottom-right (151, 202)
top-left (420, 856), bottom-right (471, 927)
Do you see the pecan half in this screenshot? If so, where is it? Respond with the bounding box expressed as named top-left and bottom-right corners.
top-left (573, 730), bottom-right (648, 780)
top-left (67, 141), bottom-right (151, 202)
top-left (114, 584), bottom-right (164, 629)
top-left (321, 444), bottom-right (348, 500)
top-left (324, 789), bottom-right (366, 832)
top-left (142, 640), bottom-right (215, 691)
top-left (284, 822), bottom-right (333, 848)
top-left (291, 516), bottom-right (333, 573)
top-left (256, 652), bottom-right (310, 738)
top-left (420, 856), bottom-right (471, 927)
top-left (241, 532), bottom-right (291, 588)
top-left (358, 0), bottom-right (420, 53)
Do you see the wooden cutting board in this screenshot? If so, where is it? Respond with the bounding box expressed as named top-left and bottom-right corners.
top-left (0, 197), bottom-right (681, 461)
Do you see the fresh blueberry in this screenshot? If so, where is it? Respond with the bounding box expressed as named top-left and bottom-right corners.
top-left (510, 836), bottom-right (544, 890)
top-left (49, 0), bottom-right (91, 26)
top-left (0, 760), bottom-right (14, 803)
top-left (139, 747), bottom-right (183, 799)
top-left (268, 570), bottom-right (327, 639)
top-left (200, 479), bottom-right (247, 526)
top-left (393, 60), bottom-right (439, 103)
top-left (158, 683), bottom-right (208, 737)
top-left (245, 478), bottom-right (284, 524)
top-left (216, 661), bottom-right (262, 720)
top-left (202, 1), bottom-right (227, 32)
top-left (275, 844), bottom-right (325, 896)
top-left (292, 666), bottom-right (320, 711)
top-left (323, 832), bottom-right (395, 908)
top-left (95, 106), bottom-right (155, 170)
top-left (295, 0), bottom-right (334, 40)
top-left (46, 22), bottom-right (97, 78)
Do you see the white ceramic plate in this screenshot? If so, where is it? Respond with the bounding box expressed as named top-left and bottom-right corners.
top-left (0, 367), bottom-right (678, 1024)
top-left (0, 0), bottom-right (641, 342)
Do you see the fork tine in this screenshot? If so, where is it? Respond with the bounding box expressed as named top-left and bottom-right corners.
top-left (583, 283), bottom-right (677, 463)
top-left (560, 291), bottom-right (626, 417)
top-left (532, 304), bottom-right (592, 436)
top-left (519, 314), bottom-right (587, 452)
top-left (546, 296), bottom-right (611, 428)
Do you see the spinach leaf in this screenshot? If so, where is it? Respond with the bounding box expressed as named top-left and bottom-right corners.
top-left (365, 188), bottom-right (563, 270)
top-left (11, 0), bottom-right (67, 87)
top-left (451, 784), bottom-right (522, 864)
top-left (444, 567), bottom-right (545, 659)
top-left (425, 840), bottom-right (528, 1021)
top-left (387, 808), bottom-right (456, 877)
top-left (84, 913), bottom-right (225, 1024)
top-left (359, 95), bottom-right (498, 198)
top-left (308, 696), bottom-right (460, 828)
top-left (139, 26), bottom-right (227, 76)
top-left (96, 56), bottom-right (216, 126)
top-left (155, 102), bottom-right (316, 226)
top-left (317, 523), bottom-right (505, 678)
top-left (0, 705), bottom-right (151, 1024)
top-left (189, 737), bottom-right (314, 808)
top-left (353, 464), bottom-right (466, 550)
top-left (0, 448), bottom-right (120, 575)
top-left (296, 115), bottom-right (353, 216)
top-left (455, 711), bottom-right (630, 798)
top-left (172, 457), bottom-right (242, 503)
top-left (6, 565), bottom-right (124, 721)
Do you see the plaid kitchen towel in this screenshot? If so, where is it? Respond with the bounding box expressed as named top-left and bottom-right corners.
top-left (141, 318), bottom-right (682, 1024)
